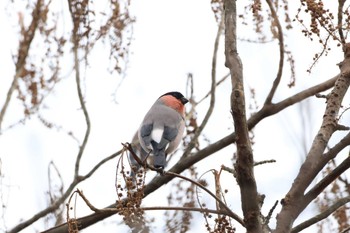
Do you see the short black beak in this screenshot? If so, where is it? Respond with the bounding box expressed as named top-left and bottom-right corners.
top-left (181, 97), bottom-right (189, 105)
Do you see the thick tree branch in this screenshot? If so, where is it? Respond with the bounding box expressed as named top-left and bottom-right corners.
top-left (225, 0), bottom-right (261, 232)
top-left (274, 43), bottom-right (350, 233)
top-left (123, 144), bottom-right (242, 223)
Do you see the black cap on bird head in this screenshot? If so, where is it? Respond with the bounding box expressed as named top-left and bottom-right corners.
top-left (159, 91), bottom-right (188, 105)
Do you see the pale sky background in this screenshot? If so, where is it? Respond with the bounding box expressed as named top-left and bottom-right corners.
top-left (0, 0), bottom-right (349, 233)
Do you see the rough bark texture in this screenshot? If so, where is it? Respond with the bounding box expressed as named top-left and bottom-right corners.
top-left (273, 43), bottom-right (350, 233)
top-left (224, 0), bottom-right (262, 232)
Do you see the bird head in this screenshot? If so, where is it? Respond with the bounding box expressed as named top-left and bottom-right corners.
top-left (158, 91), bottom-right (188, 115)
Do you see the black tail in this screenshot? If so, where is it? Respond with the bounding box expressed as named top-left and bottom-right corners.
top-left (151, 141), bottom-right (166, 169)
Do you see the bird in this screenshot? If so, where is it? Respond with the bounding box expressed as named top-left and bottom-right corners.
top-left (137, 91), bottom-right (188, 172)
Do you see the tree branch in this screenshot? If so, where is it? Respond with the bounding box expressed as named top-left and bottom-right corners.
top-left (264, 0), bottom-right (285, 104)
top-left (274, 43), bottom-right (350, 233)
top-left (324, 131), bottom-right (350, 160)
top-left (182, 10), bottom-right (224, 158)
top-left (304, 153), bottom-right (350, 204)
top-left (71, 188), bottom-right (242, 221)
top-left (338, 0), bottom-right (346, 44)
top-left (165, 171), bottom-right (244, 226)
top-left (197, 73), bottom-right (230, 105)
top-left (67, 0), bottom-right (92, 178)
top-left (291, 196), bottom-right (350, 233)
top-left (41, 69), bottom-right (338, 233)
top-left (225, 0), bottom-right (261, 232)
top-left (8, 148), bottom-right (121, 233)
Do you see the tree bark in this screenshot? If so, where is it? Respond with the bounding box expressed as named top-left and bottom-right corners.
top-left (224, 0), bottom-right (262, 232)
top-left (273, 43), bottom-right (350, 233)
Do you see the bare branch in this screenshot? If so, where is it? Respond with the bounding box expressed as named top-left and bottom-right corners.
top-left (123, 142), bottom-right (244, 226)
top-left (141, 206), bottom-right (233, 216)
top-left (254, 159), bottom-right (276, 166)
top-left (264, 200), bottom-right (278, 226)
top-left (182, 10), bottom-right (224, 158)
top-left (225, 0), bottom-right (262, 232)
top-left (72, 188), bottom-right (240, 220)
top-left (291, 196), bottom-right (350, 233)
top-left (0, 77), bottom-right (19, 134)
top-left (197, 73), bottom-right (230, 105)
top-left (8, 149), bottom-right (122, 233)
top-left (214, 169), bottom-right (223, 218)
top-left (304, 153), bottom-right (350, 204)
top-left (67, 0), bottom-right (92, 178)
top-left (264, 0), bottom-right (285, 104)
top-left (82, 150), bottom-right (123, 180)
top-left (338, 0), bottom-right (346, 44)
top-left (8, 181), bottom-right (79, 233)
top-left (165, 171), bottom-right (244, 226)
top-left (79, 168), bottom-right (244, 227)
top-left (41, 70), bottom-right (338, 233)
top-left (268, 74), bottom-right (338, 118)
top-left (324, 131), bottom-right (350, 160)
top-left (274, 43), bottom-right (350, 233)
top-left (221, 165), bottom-right (235, 175)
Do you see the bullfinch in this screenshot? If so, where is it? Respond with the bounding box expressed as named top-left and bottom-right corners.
top-left (137, 91), bottom-right (188, 171)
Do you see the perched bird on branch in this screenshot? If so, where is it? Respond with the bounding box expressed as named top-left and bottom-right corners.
top-left (130, 91), bottom-right (188, 173)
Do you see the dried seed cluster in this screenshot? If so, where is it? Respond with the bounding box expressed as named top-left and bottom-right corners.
top-left (116, 165), bottom-right (150, 232)
top-left (294, 0), bottom-right (350, 71)
top-left (205, 216), bottom-right (236, 233)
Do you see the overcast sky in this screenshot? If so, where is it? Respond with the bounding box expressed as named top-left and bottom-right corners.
top-left (0, 0), bottom-right (348, 232)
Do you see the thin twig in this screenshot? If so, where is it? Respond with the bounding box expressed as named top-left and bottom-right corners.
top-left (83, 150), bottom-right (123, 180)
top-left (68, 1), bottom-right (92, 178)
top-left (73, 188), bottom-right (240, 217)
top-left (254, 159), bottom-right (276, 166)
top-left (181, 10), bottom-right (224, 158)
top-left (122, 142), bottom-right (147, 167)
top-left (264, 200), bottom-right (278, 226)
top-left (264, 0), bottom-right (285, 104)
top-left (8, 149), bottom-right (122, 233)
top-left (338, 0), bottom-right (346, 44)
top-left (197, 73), bottom-right (230, 105)
top-left (165, 171), bottom-right (245, 227)
top-left (121, 145), bottom-right (244, 226)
